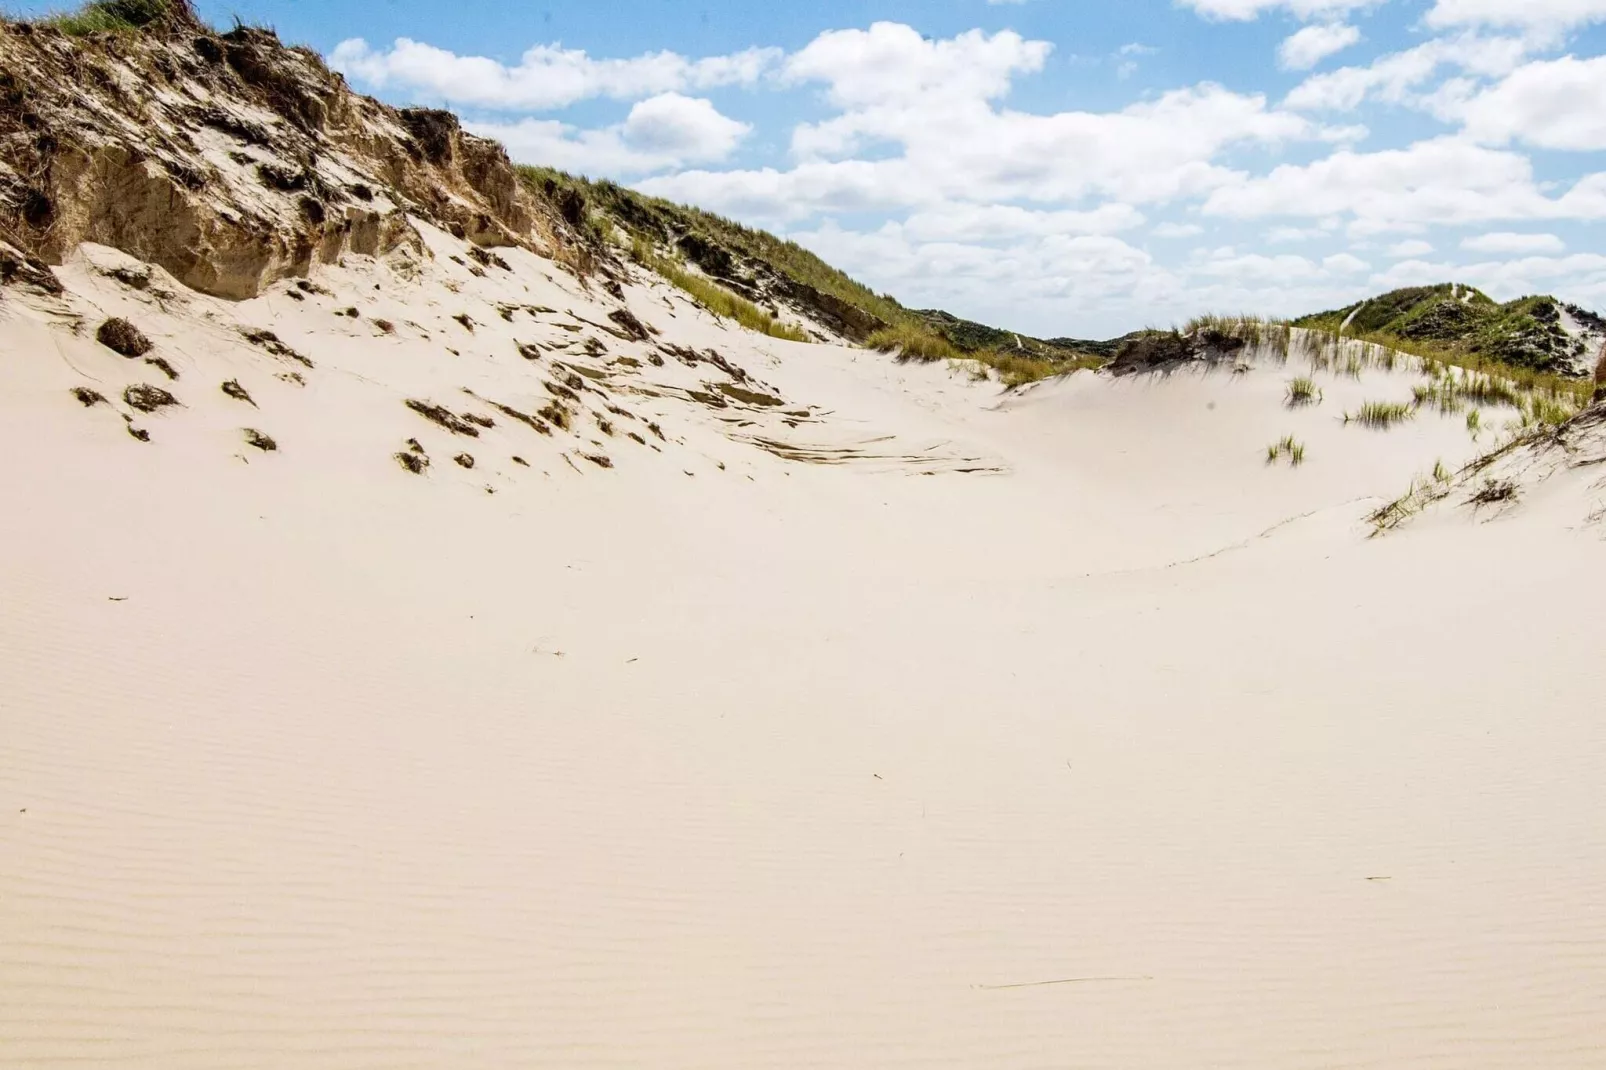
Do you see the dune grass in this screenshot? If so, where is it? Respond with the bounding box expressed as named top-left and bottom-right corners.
top-left (865, 323), bottom-right (962, 363)
top-left (1266, 434), bottom-right (1306, 466)
top-left (630, 239), bottom-right (807, 343)
top-left (1345, 400), bottom-right (1415, 428)
top-left (1285, 376), bottom-right (1320, 406)
top-left (33, 0), bottom-right (172, 33)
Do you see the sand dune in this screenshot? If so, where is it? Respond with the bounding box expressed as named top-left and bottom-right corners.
top-left (3, 225), bottom-right (1606, 1068)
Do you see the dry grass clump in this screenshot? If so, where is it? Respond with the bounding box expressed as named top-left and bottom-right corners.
top-left (453, 453), bottom-right (475, 469)
top-left (243, 428), bottom-right (276, 451)
top-left (97, 317), bottom-right (152, 357)
top-left (221, 379), bottom-right (255, 406)
top-left (123, 383), bottom-right (177, 413)
top-left (405, 399), bottom-right (482, 436)
top-left (71, 386), bottom-right (106, 407)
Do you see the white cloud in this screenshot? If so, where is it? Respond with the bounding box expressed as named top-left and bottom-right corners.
top-left (619, 93), bottom-right (750, 160)
top-left (1279, 24), bottom-right (1363, 70)
top-left (1152, 222), bottom-right (1205, 237)
top-left (1323, 252), bottom-right (1370, 272)
top-left (783, 22), bottom-right (1049, 110)
top-left (1461, 230), bottom-right (1566, 253)
top-left (1386, 239), bottom-right (1435, 256)
top-left (1179, 0), bottom-right (1380, 20)
top-left (1283, 33), bottom-right (1532, 111)
top-left (1426, 0), bottom-right (1606, 30)
top-left (1458, 56), bottom-right (1606, 149)
top-left (470, 93), bottom-right (748, 175)
top-left (1202, 136), bottom-right (1606, 231)
top-left (330, 37), bottom-right (781, 111)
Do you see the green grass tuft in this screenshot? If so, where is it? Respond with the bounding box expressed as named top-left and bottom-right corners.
top-left (1285, 376), bottom-right (1320, 406)
top-left (1344, 400), bottom-right (1415, 429)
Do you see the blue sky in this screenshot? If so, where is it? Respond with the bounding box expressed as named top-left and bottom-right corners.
top-left (23, 0), bottom-right (1606, 336)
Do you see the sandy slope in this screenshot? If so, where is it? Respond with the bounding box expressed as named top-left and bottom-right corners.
top-left (3, 231), bottom-right (1605, 1068)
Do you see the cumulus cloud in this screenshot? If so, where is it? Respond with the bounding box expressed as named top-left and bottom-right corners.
top-left (1279, 24), bottom-right (1363, 70)
top-left (330, 37), bottom-right (781, 111)
top-left (1152, 222), bottom-right (1206, 237)
top-left (1457, 55), bottom-right (1606, 149)
top-left (470, 93), bottom-right (749, 175)
top-left (1461, 231), bottom-right (1566, 253)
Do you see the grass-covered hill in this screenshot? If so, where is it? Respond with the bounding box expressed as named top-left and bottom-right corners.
top-left (1293, 284), bottom-right (1604, 376)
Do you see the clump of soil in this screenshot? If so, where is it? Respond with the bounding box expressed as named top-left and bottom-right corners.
top-left (71, 386), bottom-right (106, 407)
top-left (123, 383), bottom-right (178, 413)
top-left (243, 428), bottom-right (277, 451)
top-left (221, 379), bottom-right (256, 406)
top-left (512, 455), bottom-right (530, 466)
top-left (97, 318), bottom-right (152, 357)
top-left (453, 452), bottom-right (475, 469)
top-left (405, 399), bottom-right (481, 436)
top-left (452, 313), bottom-right (475, 332)
top-left (341, 307), bottom-right (360, 318)
top-left (374, 319), bottom-right (395, 335)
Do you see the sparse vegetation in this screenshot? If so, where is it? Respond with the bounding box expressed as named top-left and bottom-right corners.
top-left (1345, 400), bottom-right (1415, 428)
top-left (1285, 376), bottom-right (1320, 406)
top-left (1266, 435), bottom-right (1306, 466)
top-left (144, 355), bottom-right (178, 380)
top-left (453, 452), bottom-right (475, 469)
top-left (70, 386), bottom-right (106, 407)
top-left (96, 317), bottom-right (151, 357)
top-left (1469, 478), bottom-right (1519, 506)
top-left (243, 428), bottom-right (276, 451)
top-left (866, 323), bottom-right (962, 363)
top-left (395, 450), bottom-right (428, 474)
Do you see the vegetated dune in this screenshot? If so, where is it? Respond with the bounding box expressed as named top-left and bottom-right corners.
top-left (5, 6), bottom-right (1606, 1069)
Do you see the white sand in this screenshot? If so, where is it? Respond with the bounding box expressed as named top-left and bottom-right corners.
top-left (3, 231), bottom-right (1605, 1068)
